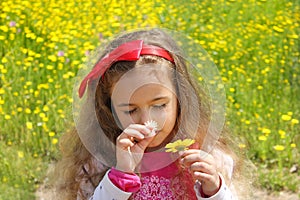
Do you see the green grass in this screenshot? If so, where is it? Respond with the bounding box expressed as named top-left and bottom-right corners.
top-left (0, 0), bottom-right (299, 199)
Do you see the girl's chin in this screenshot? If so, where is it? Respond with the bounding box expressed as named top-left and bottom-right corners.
top-left (145, 132), bottom-right (172, 152)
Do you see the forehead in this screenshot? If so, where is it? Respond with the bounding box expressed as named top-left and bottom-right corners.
top-left (111, 64), bottom-right (176, 101)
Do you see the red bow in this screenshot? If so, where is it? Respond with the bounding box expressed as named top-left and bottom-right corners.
top-left (78, 40), bottom-right (174, 98)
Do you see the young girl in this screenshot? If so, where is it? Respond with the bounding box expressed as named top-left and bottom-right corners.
top-left (52, 28), bottom-right (250, 199)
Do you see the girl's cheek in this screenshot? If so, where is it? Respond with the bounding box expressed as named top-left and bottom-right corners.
top-left (150, 109), bottom-right (167, 130)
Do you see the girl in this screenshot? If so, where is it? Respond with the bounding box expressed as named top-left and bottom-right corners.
top-left (52, 28), bottom-right (250, 199)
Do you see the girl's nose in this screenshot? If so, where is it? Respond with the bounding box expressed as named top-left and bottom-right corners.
top-left (138, 108), bottom-right (151, 125)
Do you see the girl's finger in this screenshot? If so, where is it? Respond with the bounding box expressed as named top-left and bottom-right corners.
top-left (192, 171), bottom-right (217, 184)
top-left (123, 127), bottom-right (145, 140)
top-left (181, 150), bottom-right (214, 165)
top-left (189, 161), bottom-right (216, 176)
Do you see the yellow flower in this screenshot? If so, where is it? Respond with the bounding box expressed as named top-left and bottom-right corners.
top-left (18, 151), bottom-right (24, 158)
top-left (273, 145), bottom-right (285, 151)
top-left (273, 26), bottom-right (284, 33)
top-left (258, 135), bottom-right (267, 141)
top-left (262, 128), bottom-right (271, 134)
top-left (290, 143), bottom-right (296, 148)
top-left (278, 130), bottom-right (286, 139)
top-left (291, 119), bottom-right (299, 124)
top-left (49, 131), bottom-right (55, 137)
top-left (165, 139), bottom-right (195, 152)
top-left (281, 114), bottom-right (291, 121)
top-left (25, 108), bottom-right (31, 114)
top-left (52, 138), bottom-right (58, 145)
top-left (26, 122), bottom-right (33, 130)
top-left (257, 85), bottom-right (263, 90)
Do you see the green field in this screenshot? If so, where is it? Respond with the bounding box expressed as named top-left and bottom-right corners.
top-left (0, 0), bottom-right (299, 199)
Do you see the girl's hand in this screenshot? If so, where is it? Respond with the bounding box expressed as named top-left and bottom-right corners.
top-left (115, 124), bottom-right (155, 173)
top-left (180, 149), bottom-right (220, 197)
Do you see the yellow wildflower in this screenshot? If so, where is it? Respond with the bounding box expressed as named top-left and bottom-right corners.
top-left (0, 88), bottom-right (4, 94)
top-left (18, 151), bottom-right (24, 158)
top-left (291, 119), bottom-right (299, 124)
top-left (52, 138), bottom-right (59, 145)
top-left (26, 122), bottom-right (33, 130)
top-left (49, 132), bottom-right (55, 137)
top-left (258, 135), bottom-right (267, 141)
top-left (278, 130), bottom-right (286, 139)
top-left (165, 139), bottom-right (195, 152)
top-left (281, 114), bottom-right (291, 121)
top-left (273, 145), bottom-right (285, 151)
top-left (273, 26), bottom-right (284, 33)
top-left (262, 128), bottom-right (271, 134)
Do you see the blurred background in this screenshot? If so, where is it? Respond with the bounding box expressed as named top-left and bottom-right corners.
top-left (0, 0), bottom-right (299, 199)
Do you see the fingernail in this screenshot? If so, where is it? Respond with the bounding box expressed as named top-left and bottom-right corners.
top-left (178, 151), bottom-right (184, 156)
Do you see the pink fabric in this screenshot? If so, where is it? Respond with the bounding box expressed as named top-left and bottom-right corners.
top-left (131, 152), bottom-right (197, 200)
top-left (108, 152), bottom-right (197, 199)
top-left (108, 167), bottom-right (141, 193)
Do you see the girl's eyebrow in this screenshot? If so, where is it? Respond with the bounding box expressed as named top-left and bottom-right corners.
top-left (117, 103), bottom-right (135, 107)
top-left (117, 96), bottom-right (169, 107)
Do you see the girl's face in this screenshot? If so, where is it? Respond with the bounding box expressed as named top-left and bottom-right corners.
top-left (111, 65), bottom-right (178, 148)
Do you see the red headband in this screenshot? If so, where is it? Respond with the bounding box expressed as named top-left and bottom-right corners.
top-left (78, 40), bottom-right (174, 98)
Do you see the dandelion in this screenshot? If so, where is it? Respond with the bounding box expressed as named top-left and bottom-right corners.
top-left (26, 122), bottom-right (33, 130)
top-left (36, 37), bottom-right (44, 43)
top-left (165, 139), bottom-right (195, 152)
top-left (257, 85), bottom-right (263, 90)
top-left (49, 132), bottom-right (55, 137)
top-left (287, 112), bottom-right (293, 116)
top-left (281, 114), bottom-right (291, 121)
top-left (262, 128), bottom-right (271, 134)
top-left (43, 105), bottom-right (49, 112)
top-left (48, 55), bottom-right (57, 62)
top-left (273, 145), bottom-right (285, 151)
top-left (1, 57), bottom-right (8, 63)
top-left (273, 25), bottom-right (284, 33)
top-left (278, 130), bottom-right (286, 139)
top-left (52, 138), bottom-right (58, 145)
top-left (291, 119), bottom-right (299, 124)
top-left (25, 108), bottom-right (31, 114)
top-left (0, 88), bottom-right (4, 94)
top-left (258, 135), bottom-right (267, 141)
top-left (18, 151), bottom-right (24, 158)
top-left (290, 143), bottom-right (296, 148)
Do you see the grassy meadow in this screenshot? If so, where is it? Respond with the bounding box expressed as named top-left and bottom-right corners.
top-left (0, 0), bottom-right (299, 199)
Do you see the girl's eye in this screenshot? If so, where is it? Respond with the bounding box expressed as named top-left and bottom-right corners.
top-left (153, 103), bottom-right (167, 109)
top-left (124, 108), bottom-right (137, 115)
